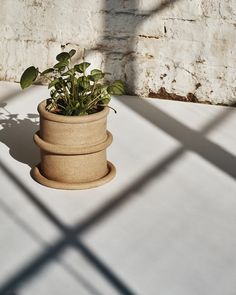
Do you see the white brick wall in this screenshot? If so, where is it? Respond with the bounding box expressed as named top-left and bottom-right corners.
top-left (1, 0), bottom-right (236, 104)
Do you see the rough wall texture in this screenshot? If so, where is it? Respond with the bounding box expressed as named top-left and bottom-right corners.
top-left (1, 0), bottom-right (236, 104)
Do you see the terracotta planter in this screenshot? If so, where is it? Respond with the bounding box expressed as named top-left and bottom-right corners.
top-left (31, 100), bottom-right (116, 189)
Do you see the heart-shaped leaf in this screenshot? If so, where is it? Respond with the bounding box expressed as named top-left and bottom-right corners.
top-left (107, 80), bottom-right (125, 95)
top-left (74, 62), bottom-right (90, 73)
top-left (77, 76), bottom-right (90, 89)
top-left (54, 60), bottom-right (69, 69)
top-left (91, 69), bottom-right (102, 75)
top-left (56, 52), bottom-right (70, 62)
top-left (101, 97), bottom-right (110, 105)
top-left (20, 66), bottom-right (39, 89)
top-left (89, 69), bottom-right (105, 81)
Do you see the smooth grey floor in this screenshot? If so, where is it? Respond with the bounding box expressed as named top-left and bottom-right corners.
top-left (0, 81), bottom-right (236, 295)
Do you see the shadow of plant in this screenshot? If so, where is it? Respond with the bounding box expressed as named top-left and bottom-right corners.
top-left (0, 103), bottom-right (39, 168)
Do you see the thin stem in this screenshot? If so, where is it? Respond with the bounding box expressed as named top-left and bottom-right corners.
top-left (98, 104), bottom-right (117, 113)
top-left (71, 76), bottom-right (77, 101)
top-left (83, 82), bottom-right (96, 101)
top-left (91, 81), bottom-right (97, 97)
top-left (57, 103), bottom-right (66, 109)
top-left (38, 71), bottom-right (53, 82)
top-left (86, 93), bottom-right (103, 110)
top-left (60, 82), bottom-right (70, 104)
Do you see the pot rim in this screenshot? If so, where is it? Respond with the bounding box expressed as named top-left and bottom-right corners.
top-left (34, 130), bottom-right (113, 155)
top-left (38, 100), bottom-right (109, 123)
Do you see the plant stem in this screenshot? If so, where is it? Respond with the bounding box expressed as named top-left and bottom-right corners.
top-left (57, 103), bottom-right (66, 109)
top-left (98, 104), bottom-right (117, 113)
top-left (86, 93), bottom-right (103, 110)
top-left (71, 76), bottom-right (77, 101)
top-left (60, 82), bottom-right (70, 104)
top-left (38, 71), bottom-right (53, 82)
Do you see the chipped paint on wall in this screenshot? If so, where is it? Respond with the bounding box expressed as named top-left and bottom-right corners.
top-left (0, 0), bottom-right (236, 104)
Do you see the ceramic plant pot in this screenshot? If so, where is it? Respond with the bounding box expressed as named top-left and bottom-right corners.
top-left (31, 100), bottom-right (116, 189)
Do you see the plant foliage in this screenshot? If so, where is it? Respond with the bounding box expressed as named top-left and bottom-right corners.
top-left (20, 49), bottom-right (125, 116)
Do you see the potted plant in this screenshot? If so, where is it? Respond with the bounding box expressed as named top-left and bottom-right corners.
top-left (20, 48), bottom-right (125, 189)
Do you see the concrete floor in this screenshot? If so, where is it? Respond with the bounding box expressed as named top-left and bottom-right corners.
top-left (0, 81), bottom-right (236, 295)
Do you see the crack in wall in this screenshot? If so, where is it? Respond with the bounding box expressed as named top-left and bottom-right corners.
top-left (138, 34), bottom-right (161, 40)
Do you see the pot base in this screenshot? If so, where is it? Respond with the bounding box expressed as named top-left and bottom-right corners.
top-left (31, 161), bottom-right (116, 190)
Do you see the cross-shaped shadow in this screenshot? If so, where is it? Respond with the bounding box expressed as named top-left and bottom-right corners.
top-left (1, 1), bottom-right (236, 295)
top-left (1, 98), bottom-right (236, 294)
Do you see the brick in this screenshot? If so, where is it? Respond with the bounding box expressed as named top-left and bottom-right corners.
top-left (0, 0), bottom-right (236, 104)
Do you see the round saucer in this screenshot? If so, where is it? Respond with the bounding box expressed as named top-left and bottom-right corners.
top-left (31, 161), bottom-right (116, 190)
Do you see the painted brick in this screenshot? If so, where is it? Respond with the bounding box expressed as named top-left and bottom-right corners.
top-left (0, 0), bottom-right (236, 104)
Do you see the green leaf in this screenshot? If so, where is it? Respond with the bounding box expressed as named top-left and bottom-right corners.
top-left (94, 73), bottom-right (105, 81)
top-left (88, 69), bottom-right (105, 81)
top-left (61, 69), bottom-right (76, 76)
top-left (91, 69), bottom-right (102, 75)
top-left (54, 60), bottom-right (69, 70)
top-left (107, 80), bottom-right (125, 95)
top-left (64, 106), bottom-right (73, 116)
top-left (56, 52), bottom-right (70, 62)
top-left (77, 76), bottom-right (90, 89)
top-left (79, 111), bottom-right (88, 116)
top-left (101, 97), bottom-right (110, 105)
top-left (101, 85), bottom-right (108, 92)
top-left (41, 68), bottom-right (54, 75)
top-left (20, 66), bottom-right (38, 89)
top-left (74, 62), bottom-right (90, 73)
top-left (87, 75), bottom-right (94, 82)
top-left (69, 49), bottom-right (76, 58)
top-left (48, 79), bottom-right (60, 89)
